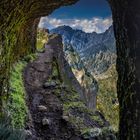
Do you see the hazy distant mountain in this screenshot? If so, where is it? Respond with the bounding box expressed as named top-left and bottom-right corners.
top-left (51, 25), bottom-right (116, 75)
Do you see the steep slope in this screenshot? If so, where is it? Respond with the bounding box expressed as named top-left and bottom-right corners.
top-left (23, 34), bottom-right (116, 140)
top-left (64, 44), bottom-right (98, 110)
top-left (50, 25), bottom-right (116, 75)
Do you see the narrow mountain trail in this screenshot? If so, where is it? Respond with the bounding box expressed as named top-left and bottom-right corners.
top-left (23, 34), bottom-right (115, 140)
top-left (24, 44), bottom-right (83, 140)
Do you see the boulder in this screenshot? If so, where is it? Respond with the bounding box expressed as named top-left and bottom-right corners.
top-left (42, 117), bottom-right (51, 126)
top-left (38, 105), bottom-right (47, 112)
top-left (43, 81), bottom-right (57, 88)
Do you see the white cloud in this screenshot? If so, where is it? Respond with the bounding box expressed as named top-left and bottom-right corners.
top-left (38, 16), bottom-right (112, 33)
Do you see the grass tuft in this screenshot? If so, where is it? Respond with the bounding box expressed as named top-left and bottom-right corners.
top-left (8, 54), bottom-right (37, 128)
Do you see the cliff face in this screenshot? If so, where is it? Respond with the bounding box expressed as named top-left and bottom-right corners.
top-left (37, 29), bottom-right (98, 111)
top-left (47, 34), bottom-right (85, 101)
top-left (109, 1), bottom-right (140, 139)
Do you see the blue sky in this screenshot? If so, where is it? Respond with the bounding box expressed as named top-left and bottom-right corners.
top-left (51, 0), bottom-right (111, 19)
top-left (39, 0), bottom-right (112, 33)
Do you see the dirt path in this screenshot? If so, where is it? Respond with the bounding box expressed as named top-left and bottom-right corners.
top-left (23, 43), bottom-right (84, 140)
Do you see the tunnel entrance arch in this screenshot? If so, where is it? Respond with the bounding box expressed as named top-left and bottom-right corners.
top-left (0, 0), bottom-right (140, 139)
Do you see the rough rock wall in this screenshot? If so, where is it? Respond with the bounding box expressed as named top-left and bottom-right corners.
top-left (47, 34), bottom-right (85, 100)
top-left (0, 0), bottom-right (78, 109)
top-left (109, 0), bottom-right (140, 139)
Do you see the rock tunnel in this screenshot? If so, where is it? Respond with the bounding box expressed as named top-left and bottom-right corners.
top-left (0, 0), bottom-right (140, 139)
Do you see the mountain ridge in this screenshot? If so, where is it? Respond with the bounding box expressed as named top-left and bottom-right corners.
top-left (50, 25), bottom-right (116, 75)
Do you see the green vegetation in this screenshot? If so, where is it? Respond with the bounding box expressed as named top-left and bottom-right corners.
top-left (97, 64), bottom-right (119, 131)
top-left (8, 54), bottom-right (37, 128)
top-left (52, 58), bottom-right (62, 81)
top-left (61, 89), bottom-right (105, 134)
top-left (23, 53), bottom-right (37, 63)
top-left (8, 61), bottom-right (27, 128)
top-left (37, 28), bottom-right (49, 50)
top-left (90, 114), bottom-right (105, 126)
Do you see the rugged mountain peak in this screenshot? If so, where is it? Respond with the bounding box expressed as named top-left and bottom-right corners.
top-left (51, 25), bottom-right (116, 75)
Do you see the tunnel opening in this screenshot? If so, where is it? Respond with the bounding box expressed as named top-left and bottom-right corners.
top-left (36, 0), bottom-right (119, 132)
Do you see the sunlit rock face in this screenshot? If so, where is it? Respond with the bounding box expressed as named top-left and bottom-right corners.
top-left (0, 0), bottom-right (78, 101)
